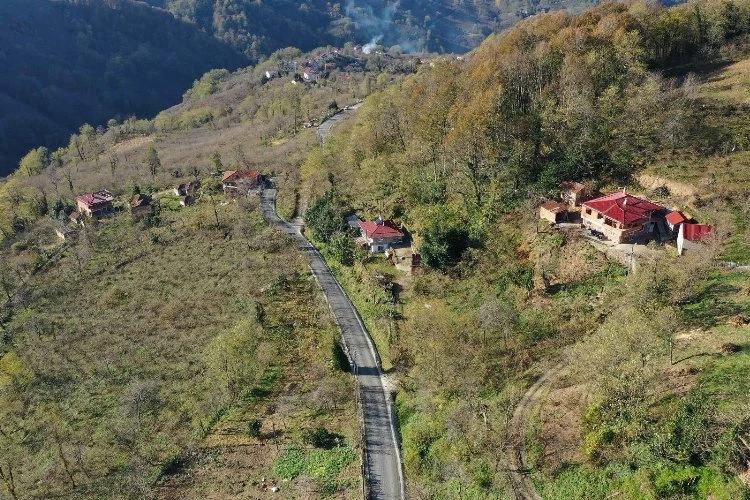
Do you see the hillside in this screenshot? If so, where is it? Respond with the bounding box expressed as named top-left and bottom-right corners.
top-left (2, 0), bottom-right (750, 498)
top-left (292, 0), bottom-right (750, 496)
top-left (0, 0), bottom-right (247, 177)
top-left (0, 50), bottom-right (414, 497)
top-left (142, 0), bottom-right (620, 56)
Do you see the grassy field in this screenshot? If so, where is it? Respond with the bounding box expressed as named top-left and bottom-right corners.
top-left (0, 198), bottom-right (360, 498)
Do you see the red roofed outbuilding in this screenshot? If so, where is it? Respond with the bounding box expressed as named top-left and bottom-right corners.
top-left (677, 223), bottom-right (714, 255)
top-left (665, 211), bottom-right (688, 231)
top-left (358, 218), bottom-right (404, 253)
top-left (581, 191), bottom-right (665, 243)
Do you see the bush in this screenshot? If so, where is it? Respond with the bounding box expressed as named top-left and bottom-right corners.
top-left (420, 221), bottom-right (471, 271)
top-left (247, 418), bottom-right (262, 438)
top-left (331, 339), bottom-right (351, 372)
top-left (301, 427), bottom-right (342, 449)
top-left (303, 191), bottom-right (347, 243)
top-left (329, 231), bottom-right (354, 266)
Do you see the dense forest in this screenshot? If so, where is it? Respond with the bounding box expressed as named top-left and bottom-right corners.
top-left (142, 0), bottom-right (616, 56)
top-left (0, 0), bottom-right (246, 177)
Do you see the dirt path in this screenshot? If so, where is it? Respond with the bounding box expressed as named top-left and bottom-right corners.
top-left (507, 362), bottom-right (567, 500)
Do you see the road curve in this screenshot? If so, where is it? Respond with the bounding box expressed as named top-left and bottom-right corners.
top-left (317, 103), bottom-right (362, 142)
top-left (260, 189), bottom-right (406, 500)
top-left (506, 362), bottom-right (566, 500)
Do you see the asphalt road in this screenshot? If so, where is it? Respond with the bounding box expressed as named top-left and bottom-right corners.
top-left (261, 189), bottom-right (406, 500)
top-left (317, 103), bottom-right (362, 142)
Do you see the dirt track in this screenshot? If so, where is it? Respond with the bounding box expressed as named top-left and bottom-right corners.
top-left (506, 362), bottom-right (566, 500)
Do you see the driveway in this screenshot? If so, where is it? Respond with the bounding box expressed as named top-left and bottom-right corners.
top-left (261, 189), bottom-right (405, 500)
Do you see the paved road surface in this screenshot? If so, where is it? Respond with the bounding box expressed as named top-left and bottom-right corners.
top-left (317, 103), bottom-right (362, 142)
top-left (261, 189), bottom-right (406, 500)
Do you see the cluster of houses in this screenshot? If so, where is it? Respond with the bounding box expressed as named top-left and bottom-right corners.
top-left (55, 169), bottom-right (264, 240)
top-left (540, 181), bottom-right (714, 255)
top-left (264, 50), bottom-right (366, 84)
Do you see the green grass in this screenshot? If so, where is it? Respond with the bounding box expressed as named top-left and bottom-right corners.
top-left (273, 445), bottom-right (356, 495)
top-left (0, 201), bottom-right (337, 497)
top-left (699, 349), bottom-right (750, 413)
top-left (681, 270), bottom-right (750, 328)
top-left (541, 462), bottom-right (745, 500)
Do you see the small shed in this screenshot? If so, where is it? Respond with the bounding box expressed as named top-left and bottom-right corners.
top-left (665, 211), bottom-right (687, 232)
top-left (539, 202), bottom-right (568, 224)
top-left (677, 223), bottom-right (714, 255)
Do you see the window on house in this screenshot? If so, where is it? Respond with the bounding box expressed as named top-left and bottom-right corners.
top-left (585, 208), bottom-right (592, 215)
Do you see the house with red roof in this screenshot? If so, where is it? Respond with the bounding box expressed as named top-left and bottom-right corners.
top-left (222, 170), bottom-right (262, 197)
top-left (357, 217), bottom-right (404, 253)
top-left (76, 190), bottom-right (115, 219)
top-left (581, 191), bottom-right (665, 243)
top-left (677, 223), bottom-right (714, 255)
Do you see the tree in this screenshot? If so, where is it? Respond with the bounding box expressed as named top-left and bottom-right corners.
top-left (477, 299), bottom-right (517, 351)
top-left (211, 150), bottom-right (223, 174)
top-left (109, 154), bottom-right (118, 177)
top-left (303, 191), bottom-right (347, 243)
top-left (329, 231), bottom-right (355, 265)
top-left (145, 146), bottom-right (160, 177)
top-left (420, 219), bottom-right (471, 271)
top-left (16, 147), bottom-right (48, 177)
top-left (0, 352), bottom-right (34, 500)
top-left (206, 320), bottom-right (272, 403)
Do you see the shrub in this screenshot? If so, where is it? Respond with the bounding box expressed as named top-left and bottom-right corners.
top-left (303, 191), bottom-right (347, 243)
top-left (247, 418), bottom-right (262, 438)
top-left (302, 427), bottom-right (342, 449)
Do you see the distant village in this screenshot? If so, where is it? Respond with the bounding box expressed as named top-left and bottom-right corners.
top-left (539, 182), bottom-right (715, 257)
top-left (261, 45), bottom-right (422, 87)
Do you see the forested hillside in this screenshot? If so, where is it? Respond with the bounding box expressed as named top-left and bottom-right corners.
top-left (0, 0), bottom-right (246, 177)
top-left (296, 0), bottom-right (750, 496)
top-left (142, 0), bottom-right (618, 56)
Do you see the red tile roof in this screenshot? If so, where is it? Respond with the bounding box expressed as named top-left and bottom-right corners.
top-left (76, 190), bottom-right (114, 207)
top-left (359, 220), bottom-right (404, 239)
top-left (222, 170), bottom-right (260, 182)
top-left (681, 223), bottom-right (714, 241)
top-left (583, 192), bottom-right (664, 226)
top-left (665, 211), bottom-right (687, 226)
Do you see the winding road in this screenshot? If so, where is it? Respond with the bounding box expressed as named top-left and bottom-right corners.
top-left (260, 189), bottom-right (406, 500)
